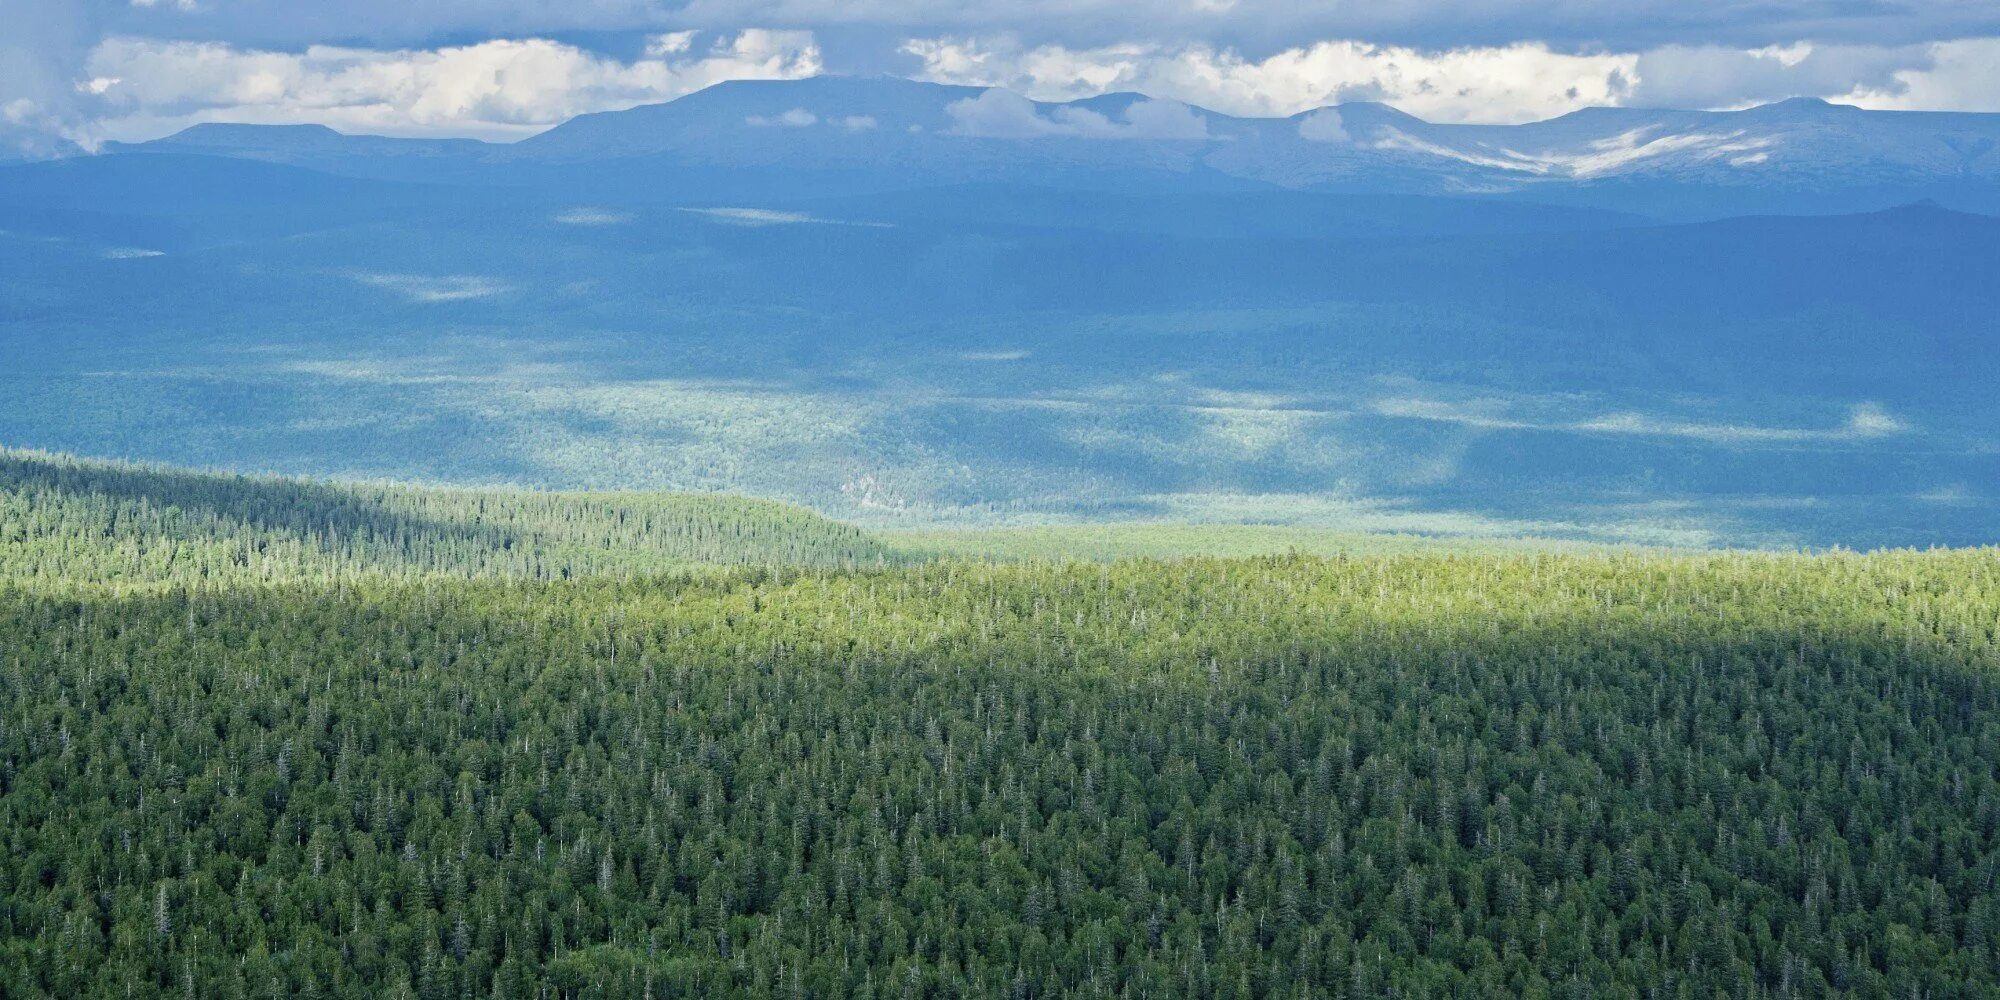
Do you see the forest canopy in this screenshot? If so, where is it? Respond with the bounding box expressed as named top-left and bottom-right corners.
top-left (2, 451), bottom-right (1998, 998)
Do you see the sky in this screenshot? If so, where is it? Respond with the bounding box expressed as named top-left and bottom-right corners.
top-left (5, 0), bottom-right (2000, 154)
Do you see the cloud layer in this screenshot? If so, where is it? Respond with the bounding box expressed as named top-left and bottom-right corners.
top-left (905, 35), bottom-right (2000, 124)
top-left (4, 0), bottom-right (2000, 154)
top-left (907, 37), bottom-right (1634, 123)
top-left (79, 29), bottom-right (822, 142)
top-left (56, 0), bottom-right (2000, 53)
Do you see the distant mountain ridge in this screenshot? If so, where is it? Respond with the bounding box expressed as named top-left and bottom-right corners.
top-left (105, 76), bottom-right (2000, 218)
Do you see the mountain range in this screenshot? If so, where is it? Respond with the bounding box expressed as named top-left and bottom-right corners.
top-left (2, 75), bottom-right (1996, 549)
top-left (105, 76), bottom-right (2000, 218)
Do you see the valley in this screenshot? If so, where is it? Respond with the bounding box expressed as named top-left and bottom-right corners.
top-left (5, 96), bottom-right (1996, 549)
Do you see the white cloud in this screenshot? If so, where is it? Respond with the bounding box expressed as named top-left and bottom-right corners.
top-left (81, 29), bottom-right (822, 141)
top-left (743, 109), bottom-right (878, 128)
top-left (552, 207), bottom-right (633, 225)
top-left (1120, 96), bottom-right (1209, 138)
top-left (907, 33), bottom-right (2000, 125)
top-left (0, 97), bottom-right (69, 153)
top-left (1629, 42), bottom-right (1925, 109)
top-left (353, 272), bottom-right (510, 302)
top-left (907, 37), bottom-right (1636, 124)
top-left (745, 107), bottom-right (818, 126)
top-left (943, 89), bottom-right (1071, 137)
top-left (945, 88), bottom-right (1208, 139)
top-left (1296, 108), bottom-right (1348, 142)
top-left (0, 0), bottom-right (100, 156)
top-left (1839, 38), bottom-right (2000, 112)
top-left (28, 0), bottom-right (2000, 63)
top-left (645, 31), bottom-right (698, 57)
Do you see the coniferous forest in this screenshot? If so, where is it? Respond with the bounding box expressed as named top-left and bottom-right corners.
top-left (3, 451), bottom-right (2000, 998)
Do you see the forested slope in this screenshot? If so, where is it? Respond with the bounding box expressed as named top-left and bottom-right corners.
top-left (0, 449), bottom-right (900, 583)
top-left (3, 451), bottom-right (2000, 996)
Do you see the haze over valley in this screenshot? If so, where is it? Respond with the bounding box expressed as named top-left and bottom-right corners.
top-left (5, 77), bottom-right (1997, 548)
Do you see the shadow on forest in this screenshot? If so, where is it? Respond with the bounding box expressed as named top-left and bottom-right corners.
top-left (5, 558), bottom-right (1998, 996)
top-left (0, 449), bottom-right (516, 555)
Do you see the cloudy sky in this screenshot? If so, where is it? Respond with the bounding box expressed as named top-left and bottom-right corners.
top-left (5, 0), bottom-right (2000, 154)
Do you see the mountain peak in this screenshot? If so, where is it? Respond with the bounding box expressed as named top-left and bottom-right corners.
top-left (1881, 197), bottom-right (1957, 217)
top-left (1068, 91), bottom-right (1161, 109)
top-left (660, 74), bottom-right (987, 115)
top-left (1321, 102), bottom-right (1428, 127)
top-left (1738, 96), bottom-right (1858, 119)
top-left (165, 122), bottom-right (346, 142)
top-left (518, 75), bottom-right (990, 158)
top-left (695, 75), bottom-right (972, 100)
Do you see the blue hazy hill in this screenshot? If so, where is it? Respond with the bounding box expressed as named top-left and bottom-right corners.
top-left (5, 77), bottom-right (1997, 548)
top-left (101, 77), bottom-right (2000, 218)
